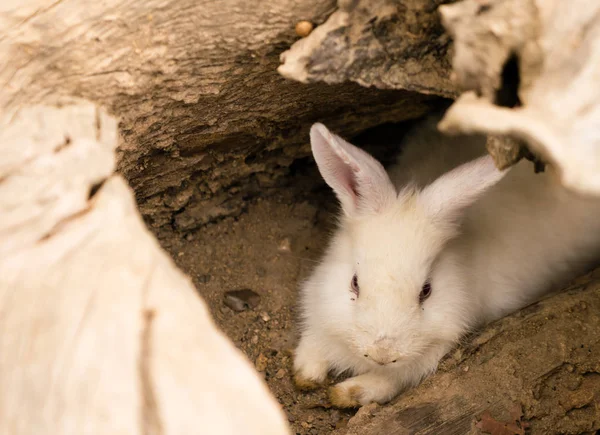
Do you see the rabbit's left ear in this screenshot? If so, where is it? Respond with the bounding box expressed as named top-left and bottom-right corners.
top-left (421, 154), bottom-right (508, 222)
top-left (310, 123), bottom-right (396, 217)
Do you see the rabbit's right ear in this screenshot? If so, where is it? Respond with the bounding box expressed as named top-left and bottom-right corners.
top-left (310, 123), bottom-right (396, 217)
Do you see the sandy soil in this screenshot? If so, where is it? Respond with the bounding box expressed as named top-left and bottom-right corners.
top-left (160, 187), bottom-right (355, 435)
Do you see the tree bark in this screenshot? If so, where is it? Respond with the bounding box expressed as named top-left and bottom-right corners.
top-left (0, 0), bottom-right (444, 232)
top-left (0, 102), bottom-right (289, 435)
top-left (278, 0), bottom-right (455, 97)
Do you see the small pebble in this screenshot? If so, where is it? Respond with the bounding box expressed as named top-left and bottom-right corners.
top-left (295, 20), bottom-right (314, 37)
top-left (306, 415), bottom-right (314, 423)
top-left (177, 251), bottom-right (184, 257)
top-left (223, 289), bottom-right (261, 312)
top-left (463, 365), bottom-right (469, 372)
top-left (198, 274), bottom-right (211, 284)
top-left (278, 237), bottom-right (291, 253)
top-left (261, 311), bottom-right (271, 322)
top-left (276, 368), bottom-right (287, 379)
top-left (185, 233), bottom-right (194, 241)
top-left (256, 353), bottom-right (268, 372)
top-left (251, 335), bottom-right (259, 344)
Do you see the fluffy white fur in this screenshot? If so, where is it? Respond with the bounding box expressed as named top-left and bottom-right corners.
top-left (294, 116), bottom-right (600, 407)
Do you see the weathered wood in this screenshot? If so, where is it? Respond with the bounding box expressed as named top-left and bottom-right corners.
top-left (336, 270), bottom-right (600, 434)
top-left (278, 0), bottom-right (455, 97)
top-left (438, 0), bottom-right (600, 196)
top-left (0, 0), bottom-right (441, 232)
top-left (0, 102), bottom-right (290, 435)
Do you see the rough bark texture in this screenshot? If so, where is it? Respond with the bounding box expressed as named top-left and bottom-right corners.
top-left (336, 270), bottom-right (600, 435)
top-left (438, 0), bottom-right (600, 196)
top-left (278, 0), bottom-right (456, 97)
top-left (0, 0), bottom-right (444, 233)
top-left (0, 102), bottom-right (290, 435)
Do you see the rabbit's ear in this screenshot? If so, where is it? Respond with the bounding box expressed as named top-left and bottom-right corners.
top-left (310, 123), bottom-right (396, 217)
top-left (421, 154), bottom-right (508, 222)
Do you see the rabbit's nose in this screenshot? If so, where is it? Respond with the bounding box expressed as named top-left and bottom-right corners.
top-left (364, 341), bottom-right (398, 365)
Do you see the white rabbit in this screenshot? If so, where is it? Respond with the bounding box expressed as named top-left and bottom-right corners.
top-left (293, 114), bottom-right (600, 408)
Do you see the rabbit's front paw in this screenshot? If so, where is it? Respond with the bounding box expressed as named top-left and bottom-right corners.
top-left (293, 339), bottom-right (329, 391)
top-left (329, 372), bottom-right (399, 408)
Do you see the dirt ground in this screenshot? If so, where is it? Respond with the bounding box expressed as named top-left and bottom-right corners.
top-left (154, 122), bottom-right (412, 434)
top-left (160, 185), bottom-right (355, 435)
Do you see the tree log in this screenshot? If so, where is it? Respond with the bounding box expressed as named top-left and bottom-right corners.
top-left (438, 0), bottom-right (600, 196)
top-left (0, 102), bottom-right (290, 435)
top-left (335, 270), bottom-right (600, 434)
top-left (0, 0), bottom-right (444, 232)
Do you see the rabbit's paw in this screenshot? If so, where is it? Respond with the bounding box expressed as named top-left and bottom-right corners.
top-left (293, 371), bottom-right (324, 391)
top-left (329, 373), bottom-right (399, 408)
top-left (293, 342), bottom-right (329, 391)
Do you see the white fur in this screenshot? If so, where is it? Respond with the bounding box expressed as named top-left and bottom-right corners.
top-left (295, 116), bottom-right (600, 406)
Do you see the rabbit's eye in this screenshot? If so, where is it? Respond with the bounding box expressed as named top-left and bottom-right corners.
top-left (419, 281), bottom-right (432, 303)
top-left (350, 274), bottom-right (360, 299)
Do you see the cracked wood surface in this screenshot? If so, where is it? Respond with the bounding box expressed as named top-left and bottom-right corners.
top-left (0, 0), bottom-right (440, 232)
top-left (0, 102), bottom-right (290, 435)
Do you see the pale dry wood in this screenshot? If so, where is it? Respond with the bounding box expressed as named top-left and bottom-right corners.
top-left (0, 102), bottom-right (290, 435)
top-left (438, 0), bottom-right (600, 196)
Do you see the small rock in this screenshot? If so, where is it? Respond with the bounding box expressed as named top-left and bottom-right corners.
top-left (306, 415), bottom-right (314, 423)
top-left (301, 421), bottom-right (311, 429)
top-left (261, 311), bottom-right (271, 322)
top-left (177, 251), bottom-right (184, 257)
top-left (255, 353), bottom-right (268, 372)
top-left (463, 365), bottom-right (469, 372)
top-left (275, 368), bottom-right (286, 379)
top-left (278, 237), bottom-right (291, 253)
top-left (185, 233), bottom-right (195, 241)
top-left (251, 335), bottom-right (259, 344)
top-left (198, 274), bottom-right (211, 284)
top-left (223, 289), bottom-right (261, 312)
top-left (295, 20), bottom-right (314, 37)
